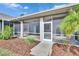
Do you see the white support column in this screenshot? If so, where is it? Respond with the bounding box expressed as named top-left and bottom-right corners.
top-left (51, 16), bottom-right (53, 41)
top-left (13, 23), bottom-right (15, 36)
top-left (2, 20), bottom-right (4, 33)
top-left (20, 21), bottom-right (23, 38)
top-left (40, 17), bottom-right (44, 41)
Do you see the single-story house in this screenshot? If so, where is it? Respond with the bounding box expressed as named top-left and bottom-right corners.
top-left (0, 4), bottom-right (78, 43)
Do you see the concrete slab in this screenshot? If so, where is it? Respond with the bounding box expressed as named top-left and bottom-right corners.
top-left (30, 41), bottom-right (53, 56)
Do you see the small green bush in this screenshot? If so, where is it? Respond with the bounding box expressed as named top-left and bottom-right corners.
top-left (0, 25), bottom-right (13, 40)
top-left (0, 33), bottom-right (3, 40)
top-left (24, 35), bottom-right (36, 44)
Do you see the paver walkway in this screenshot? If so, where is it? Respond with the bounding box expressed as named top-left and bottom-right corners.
top-left (30, 41), bottom-right (53, 56)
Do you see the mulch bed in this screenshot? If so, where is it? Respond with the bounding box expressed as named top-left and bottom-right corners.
top-left (0, 38), bottom-right (39, 56)
top-left (51, 43), bottom-right (79, 56)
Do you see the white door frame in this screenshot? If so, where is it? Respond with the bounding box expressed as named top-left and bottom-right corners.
top-left (43, 21), bottom-right (52, 42)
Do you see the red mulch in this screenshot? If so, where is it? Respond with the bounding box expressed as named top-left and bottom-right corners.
top-left (51, 43), bottom-right (79, 56)
top-left (0, 38), bottom-right (39, 56)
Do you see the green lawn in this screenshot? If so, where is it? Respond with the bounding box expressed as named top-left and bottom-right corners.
top-left (0, 48), bottom-right (19, 56)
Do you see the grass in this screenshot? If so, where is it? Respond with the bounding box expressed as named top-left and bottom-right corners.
top-left (0, 48), bottom-right (19, 56)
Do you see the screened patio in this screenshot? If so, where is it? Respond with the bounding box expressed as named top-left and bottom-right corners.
top-left (13, 19), bottom-right (40, 40)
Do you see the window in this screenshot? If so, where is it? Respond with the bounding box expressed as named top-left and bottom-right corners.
top-left (75, 32), bottom-right (79, 41)
top-left (29, 22), bottom-right (40, 34)
top-left (14, 22), bottom-right (20, 36)
top-left (55, 27), bottom-right (65, 36)
top-left (36, 22), bottom-right (40, 33)
top-left (29, 23), bottom-right (35, 33)
top-left (56, 27), bottom-right (61, 36)
top-left (23, 23), bottom-right (29, 33)
top-left (4, 21), bottom-right (13, 27)
top-left (53, 17), bottom-right (65, 36)
top-left (4, 21), bottom-right (9, 26)
top-left (23, 22), bottom-right (29, 36)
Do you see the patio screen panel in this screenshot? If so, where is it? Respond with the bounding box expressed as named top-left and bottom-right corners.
top-left (14, 22), bottom-right (20, 36)
top-left (29, 22), bottom-right (40, 34)
top-left (23, 22), bottom-right (29, 36)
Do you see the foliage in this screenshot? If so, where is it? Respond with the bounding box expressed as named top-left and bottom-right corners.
top-left (3, 25), bottom-right (13, 39)
top-left (0, 25), bottom-right (13, 40)
top-left (60, 4), bottom-right (79, 37)
top-left (74, 4), bottom-right (79, 12)
top-left (0, 33), bottom-right (3, 39)
top-left (0, 19), bottom-right (2, 22)
top-left (24, 35), bottom-right (36, 44)
top-left (20, 14), bottom-right (25, 16)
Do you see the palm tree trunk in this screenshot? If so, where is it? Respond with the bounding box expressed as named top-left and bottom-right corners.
top-left (67, 36), bottom-right (71, 53)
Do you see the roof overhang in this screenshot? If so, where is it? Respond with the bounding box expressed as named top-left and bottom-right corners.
top-left (0, 18), bottom-right (14, 21)
top-left (12, 4), bottom-right (77, 21)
